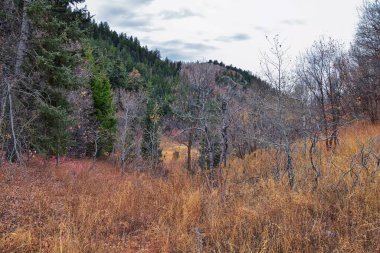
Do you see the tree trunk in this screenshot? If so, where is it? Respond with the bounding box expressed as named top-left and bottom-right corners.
top-left (208, 146), bottom-right (214, 170)
top-left (15, 0), bottom-right (30, 77)
top-left (0, 65), bottom-right (7, 134)
top-left (7, 79), bottom-right (20, 162)
top-left (187, 130), bottom-right (193, 174)
top-left (92, 135), bottom-right (98, 170)
top-left (221, 126), bottom-right (228, 167)
top-left (56, 154), bottom-right (60, 166)
top-left (121, 156), bottom-right (126, 175)
top-left (284, 142), bottom-right (295, 189)
top-left (309, 134), bottom-right (321, 190)
top-left (6, 0), bottom-right (30, 162)
top-left (321, 102), bottom-right (330, 149)
top-left (221, 101), bottom-right (228, 167)
top-left (204, 123), bottom-right (214, 170)
top-left (302, 115), bottom-right (307, 158)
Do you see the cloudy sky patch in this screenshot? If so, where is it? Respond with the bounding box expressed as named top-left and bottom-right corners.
top-left (83, 0), bottom-right (362, 73)
top-left (216, 33), bottom-right (251, 43)
top-left (281, 19), bottom-right (306, 26)
top-left (142, 38), bottom-right (217, 61)
top-left (160, 9), bottom-right (201, 20)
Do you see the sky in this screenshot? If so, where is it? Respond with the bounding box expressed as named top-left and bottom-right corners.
top-left (80, 0), bottom-right (364, 74)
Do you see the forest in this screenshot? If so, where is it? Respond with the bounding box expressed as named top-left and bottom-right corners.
top-left (0, 0), bottom-right (379, 252)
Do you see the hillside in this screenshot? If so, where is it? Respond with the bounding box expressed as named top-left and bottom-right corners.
top-left (1, 0), bottom-right (380, 252)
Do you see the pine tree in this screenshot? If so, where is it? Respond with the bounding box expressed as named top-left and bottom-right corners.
top-left (86, 47), bottom-right (117, 155)
top-left (33, 104), bottom-right (72, 164)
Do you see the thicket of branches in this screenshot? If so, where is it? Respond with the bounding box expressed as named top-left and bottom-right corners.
top-left (170, 1), bottom-right (380, 188)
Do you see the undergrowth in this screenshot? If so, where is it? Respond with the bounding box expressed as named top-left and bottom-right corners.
top-left (0, 123), bottom-right (379, 252)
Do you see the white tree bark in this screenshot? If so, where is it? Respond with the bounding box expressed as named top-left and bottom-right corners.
top-left (7, 0), bottom-right (30, 162)
top-left (15, 0), bottom-right (30, 77)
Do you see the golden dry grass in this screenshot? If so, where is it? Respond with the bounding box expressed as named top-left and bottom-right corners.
top-left (0, 122), bottom-right (379, 252)
top-left (160, 136), bottom-right (199, 165)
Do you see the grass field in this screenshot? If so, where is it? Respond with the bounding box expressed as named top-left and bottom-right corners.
top-left (0, 122), bottom-right (379, 252)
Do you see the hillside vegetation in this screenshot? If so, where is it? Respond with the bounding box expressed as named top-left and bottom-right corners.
top-left (1, 0), bottom-right (380, 252)
top-left (0, 122), bottom-right (379, 252)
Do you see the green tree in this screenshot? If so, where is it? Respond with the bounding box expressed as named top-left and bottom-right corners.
top-left (86, 47), bottom-right (117, 154)
top-left (33, 104), bottom-right (72, 165)
top-left (3, 0), bottom-right (88, 162)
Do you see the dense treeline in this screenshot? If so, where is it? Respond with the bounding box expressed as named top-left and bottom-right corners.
top-left (0, 0), bottom-right (180, 166)
top-left (1, 0), bottom-right (90, 163)
top-left (90, 21), bottom-right (180, 76)
top-left (0, 0), bottom-right (268, 168)
top-left (89, 21), bottom-right (180, 84)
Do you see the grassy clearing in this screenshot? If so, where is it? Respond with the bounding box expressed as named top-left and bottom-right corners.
top-left (0, 123), bottom-right (379, 252)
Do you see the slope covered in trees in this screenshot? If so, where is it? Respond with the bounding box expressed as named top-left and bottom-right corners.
top-left (0, 0), bottom-right (379, 175)
top-left (0, 0), bottom-right (278, 166)
top-left (0, 0), bottom-right (182, 164)
top-left (0, 0), bottom-right (379, 251)
top-left (208, 59), bottom-right (270, 90)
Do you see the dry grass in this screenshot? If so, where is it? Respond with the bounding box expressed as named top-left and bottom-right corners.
top-left (161, 136), bottom-right (199, 165)
top-left (0, 122), bottom-right (379, 252)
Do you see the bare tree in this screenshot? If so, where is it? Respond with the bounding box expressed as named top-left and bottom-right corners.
top-left (260, 35), bottom-right (296, 188)
top-left (349, 0), bottom-right (380, 123)
top-left (296, 38), bottom-right (346, 149)
top-left (215, 75), bottom-right (239, 167)
top-left (116, 90), bottom-right (144, 174)
top-left (174, 63), bottom-right (222, 173)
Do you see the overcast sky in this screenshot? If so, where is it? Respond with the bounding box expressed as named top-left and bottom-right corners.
top-left (81, 0), bottom-right (363, 74)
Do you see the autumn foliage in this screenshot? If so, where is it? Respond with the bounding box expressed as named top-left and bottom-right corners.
top-left (0, 122), bottom-right (379, 252)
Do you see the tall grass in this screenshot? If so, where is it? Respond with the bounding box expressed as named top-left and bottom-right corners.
top-left (0, 123), bottom-right (379, 252)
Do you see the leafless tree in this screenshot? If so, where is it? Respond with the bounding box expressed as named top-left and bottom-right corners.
top-left (296, 38), bottom-right (346, 149)
top-left (349, 0), bottom-right (380, 123)
top-left (174, 63), bottom-right (222, 173)
top-left (215, 75), bottom-right (239, 167)
top-left (116, 90), bottom-right (145, 174)
top-left (260, 35), bottom-right (296, 188)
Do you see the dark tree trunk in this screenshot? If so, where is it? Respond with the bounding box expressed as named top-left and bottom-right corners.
top-left (187, 130), bottom-right (193, 174)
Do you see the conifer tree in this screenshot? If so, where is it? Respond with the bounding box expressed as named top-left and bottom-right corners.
top-left (33, 104), bottom-right (72, 165)
top-left (86, 47), bottom-right (117, 155)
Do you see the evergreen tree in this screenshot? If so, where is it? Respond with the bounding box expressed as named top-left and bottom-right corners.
top-left (33, 103), bottom-right (72, 164)
top-left (86, 47), bottom-right (117, 155)
top-left (28, 0), bottom-right (87, 89)
top-left (0, 0), bottom-right (88, 162)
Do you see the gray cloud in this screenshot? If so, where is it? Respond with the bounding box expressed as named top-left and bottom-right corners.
top-left (143, 38), bottom-right (217, 61)
top-left (162, 40), bottom-right (216, 51)
top-left (281, 19), bottom-right (306, 26)
top-left (254, 26), bottom-right (271, 33)
top-left (94, 1), bottom-right (215, 60)
top-left (216, 33), bottom-right (251, 42)
top-left (99, 5), bottom-right (126, 16)
top-left (158, 49), bottom-right (193, 61)
top-left (110, 0), bottom-right (155, 7)
top-left (129, 0), bottom-right (155, 5)
top-left (254, 26), bottom-right (267, 32)
top-left (253, 25), bottom-right (277, 35)
top-left (98, 5), bottom-right (155, 31)
top-left (160, 9), bottom-right (200, 20)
